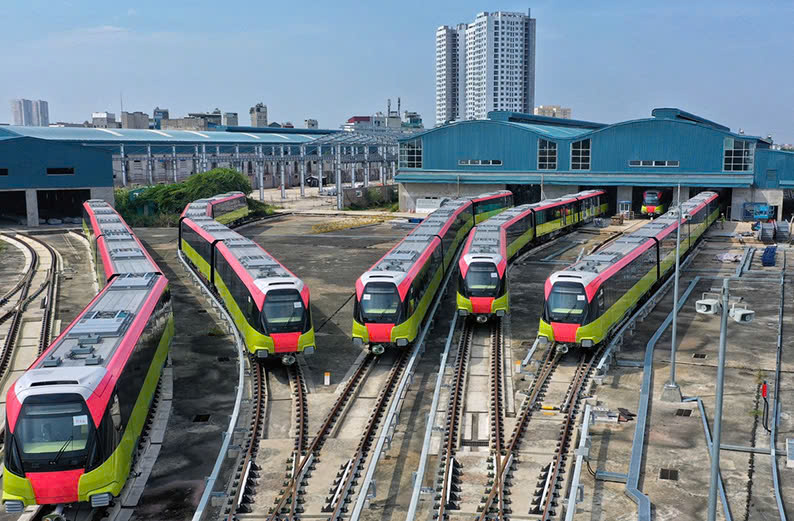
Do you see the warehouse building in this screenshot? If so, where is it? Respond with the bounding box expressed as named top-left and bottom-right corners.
top-left (396, 108), bottom-right (794, 220)
top-left (0, 125), bottom-right (404, 226)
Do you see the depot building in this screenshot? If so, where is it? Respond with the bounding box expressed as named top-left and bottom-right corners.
top-left (395, 108), bottom-right (794, 220)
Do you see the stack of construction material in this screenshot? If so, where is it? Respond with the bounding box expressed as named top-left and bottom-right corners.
top-left (761, 246), bottom-right (777, 266)
top-left (758, 222), bottom-right (776, 243)
top-left (776, 220), bottom-right (789, 242)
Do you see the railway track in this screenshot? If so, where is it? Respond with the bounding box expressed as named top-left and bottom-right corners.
top-left (432, 313), bottom-right (603, 521)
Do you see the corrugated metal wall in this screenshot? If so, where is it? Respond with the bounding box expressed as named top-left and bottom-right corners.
top-left (0, 137), bottom-right (113, 189)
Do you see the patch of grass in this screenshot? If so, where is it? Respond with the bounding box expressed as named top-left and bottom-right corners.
top-left (311, 216), bottom-right (395, 233)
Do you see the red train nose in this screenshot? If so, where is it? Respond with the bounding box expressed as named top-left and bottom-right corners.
top-left (551, 322), bottom-right (579, 343)
top-left (271, 332), bottom-right (301, 353)
top-left (646, 205), bottom-right (656, 213)
top-left (28, 469), bottom-right (83, 504)
top-left (470, 297), bottom-right (494, 314)
top-left (366, 323), bottom-right (394, 343)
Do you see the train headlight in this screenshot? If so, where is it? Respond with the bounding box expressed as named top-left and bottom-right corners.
top-left (458, 309), bottom-right (469, 317)
top-left (353, 338), bottom-right (363, 348)
top-left (581, 339), bottom-right (594, 348)
top-left (496, 310), bottom-right (505, 317)
top-left (537, 335), bottom-right (549, 346)
top-left (303, 346), bottom-right (315, 355)
top-left (396, 338), bottom-right (408, 347)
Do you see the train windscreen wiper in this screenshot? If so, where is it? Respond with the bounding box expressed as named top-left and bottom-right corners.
top-left (50, 435), bottom-right (74, 465)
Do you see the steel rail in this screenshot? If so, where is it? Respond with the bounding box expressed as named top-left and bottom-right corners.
top-left (265, 354), bottom-right (375, 520)
top-left (325, 349), bottom-right (410, 521)
top-left (477, 344), bottom-right (560, 520)
top-left (433, 319), bottom-right (473, 520)
top-left (350, 237), bottom-right (464, 521)
top-left (489, 320), bottom-right (506, 519)
top-left (287, 364), bottom-right (309, 520)
top-left (405, 311), bottom-right (458, 520)
top-left (539, 350), bottom-right (597, 520)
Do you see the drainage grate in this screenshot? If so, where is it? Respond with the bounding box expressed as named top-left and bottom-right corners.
top-left (461, 439), bottom-right (490, 447)
top-left (659, 468), bottom-right (679, 481)
top-left (693, 353), bottom-right (708, 359)
top-left (675, 409), bottom-right (692, 417)
top-left (193, 414), bottom-right (211, 423)
top-left (217, 356), bottom-right (231, 362)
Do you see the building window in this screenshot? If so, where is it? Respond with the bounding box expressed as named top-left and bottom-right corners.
top-left (47, 167), bottom-right (75, 175)
top-left (571, 139), bottom-right (590, 170)
top-left (0, 168), bottom-right (7, 176)
top-left (723, 137), bottom-right (754, 172)
top-left (458, 159), bottom-right (502, 166)
top-left (628, 160), bottom-right (679, 167)
top-left (399, 138), bottom-right (422, 169)
top-left (538, 139), bottom-right (557, 170)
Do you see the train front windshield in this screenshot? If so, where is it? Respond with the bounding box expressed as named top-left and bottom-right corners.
top-left (13, 397), bottom-right (93, 472)
top-left (263, 289), bottom-right (306, 333)
top-left (643, 191), bottom-right (661, 205)
top-left (464, 262), bottom-right (500, 297)
top-left (360, 282), bottom-right (401, 323)
top-left (546, 281), bottom-right (589, 324)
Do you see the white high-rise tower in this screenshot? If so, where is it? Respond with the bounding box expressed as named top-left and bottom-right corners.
top-left (435, 10), bottom-right (536, 124)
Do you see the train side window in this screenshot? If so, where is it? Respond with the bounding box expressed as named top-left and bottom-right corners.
top-left (110, 394), bottom-right (122, 432)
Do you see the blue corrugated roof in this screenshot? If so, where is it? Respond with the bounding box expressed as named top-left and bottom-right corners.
top-left (0, 126), bottom-right (316, 144)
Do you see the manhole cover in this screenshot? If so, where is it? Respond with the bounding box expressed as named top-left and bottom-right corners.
top-left (675, 409), bottom-right (692, 417)
top-left (659, 468), bottom-right (679, 481)
top-left (193, 414), bottom-right (211, 423)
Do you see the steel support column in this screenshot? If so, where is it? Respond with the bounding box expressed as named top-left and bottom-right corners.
top-left (172, 145), bottom-right (178, 183)
top-left (201, 144), bottom-right (207, 172)
top-left (364, 146), bottom-right (370, 187)
top-left (335, 145), bottom-right (343, 210)
top-left (280, 145), bottom-right (286, 200)
top-left (257, 145), bottom-right (264, 202)
top-left (317, 146), bottom-right (323, 191)
top-left (235, 144), bottom-right (240, 174)
top-left (120, 143), bottom-right (127, 186)
top-left (379, 146), bottom-right (385, 185)
top-left (299, 145), bottom-right (306, 197)
top-left (146, 144), bottom-right (153, 184)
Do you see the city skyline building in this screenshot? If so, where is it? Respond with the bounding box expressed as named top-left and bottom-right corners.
top-left (304, 118), bottom-right (318, 129)
top-left (534, 105), bottom-right (572, 119)
top-left (435, 10), bottom-right (536, 124)
top-left (121, 111), bottom-right (149, 129)
top-left (11, 99), bottom-right (49, 126)
top-left (222, 112), bottom-right (239, 126)
top-left (250, 103), bottom-right (268, 127)
top-left (91, 111), bottom-right (120, 128)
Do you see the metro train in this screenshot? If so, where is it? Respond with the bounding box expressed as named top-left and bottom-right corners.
top-left (640, 188), bottom-right (672, 217)
top-left (3, 200), bottom-right (173, 512)
top-left (457, 190), bottom-right (607, 321)
top-left (539, 191), bottom-right (720, 350)
top-left (179, 191), bottom-right (249, 226)
top-left (180, 194), bottom-right (315, 363)
top-left (352, 191), bottom-right (513, 353)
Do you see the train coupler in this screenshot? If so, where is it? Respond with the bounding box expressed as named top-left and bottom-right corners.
top-left (370, 344), bottom-right (386, 355)
top-left (281, 354), bottom-right (297, 366)
top-left (476, 315), bottom-right (488, 324)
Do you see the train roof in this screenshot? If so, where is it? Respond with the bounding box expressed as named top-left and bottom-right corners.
top-left (84, 200), bottom-right (160, 275)
top-left (15, 273), bottom-right (167, 405)
top-left (550, 191), bottom-right (718, 287)
top-left (182, 209), bottom-right (304, 304)
top-left (180, 191), bottom-right (245, 219)
top-left (463, 190), bottom-right (605, 259)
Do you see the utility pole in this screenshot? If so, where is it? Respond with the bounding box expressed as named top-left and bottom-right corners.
top-left (662, 183), bottom-right (684, 402)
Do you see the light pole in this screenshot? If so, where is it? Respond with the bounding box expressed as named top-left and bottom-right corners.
top-left (695, 280), bottom-right (754, 521)
top-left (662, 184), bottom-right (685, 402)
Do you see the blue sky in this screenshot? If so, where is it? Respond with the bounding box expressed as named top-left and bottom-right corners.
top-left (1, 1), bottom-right (792, 142)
